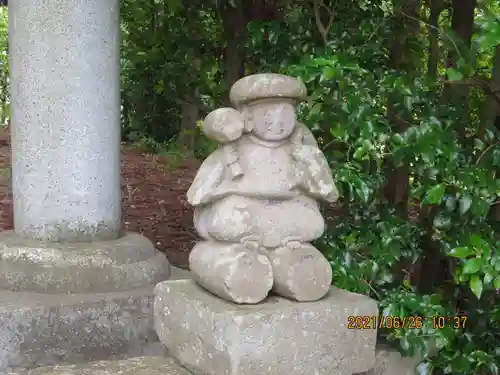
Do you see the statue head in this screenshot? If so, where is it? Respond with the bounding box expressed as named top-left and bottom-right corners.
top-left (229, 74), bottom-right (307, 142)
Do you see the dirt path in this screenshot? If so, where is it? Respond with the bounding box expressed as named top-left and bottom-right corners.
top-left (0, 131), bottom-right (199, 269)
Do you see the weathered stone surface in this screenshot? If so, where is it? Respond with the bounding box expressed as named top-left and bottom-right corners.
top-left (202, 107), bottom-right (244, 143)
top-left (186, 73), bottom-right (339, 304)
top-left (0, 231), bottom-right (171, 294)
top-left (10, 0), bottom-right (122, 243)
top-left (0, 267), bottom-right (190, 373)
top-left (9, 356), bottom-right (192, 375)
top-left (154, 279), bottom-right (378, 375)
top-left (355, 345), bottom-right (425, 375)
top-left (229, 73), bottom-right (307, 107)
top-left (189, 241), bottom-right (273, 304)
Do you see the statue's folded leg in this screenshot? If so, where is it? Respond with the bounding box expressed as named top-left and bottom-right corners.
top-left (257, 196), bottom-right (325, 245)
top-left (189, 241), bottom-right (273, 304)
top-left (269, 243), bottom-right (332, 302)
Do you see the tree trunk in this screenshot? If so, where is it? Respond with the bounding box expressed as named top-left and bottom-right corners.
top-left (480, 45), bottom-right (500, 137)
top-left (178, 91), bottom-right (200, 151)
top-left (383, 0), bottom-right (422, 289)
top-left (419, 0), bottom-right (477, 295)
top-left (220, 2), bottom-right (247, 100)
top-left (442, 0), bottom-right (477, 136)
top-left (220, 0), bottom-right (283, 103)
top-left (482, 46), bottom-right (500, 221)
top-left (426, 0), bottom-right (445, 79)
top-left (384, 0), bottom-right (420, 217)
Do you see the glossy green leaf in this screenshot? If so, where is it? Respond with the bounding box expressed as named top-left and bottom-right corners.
top-left (462, 258), bottom-right (482, 274)
top-left (448, 247), bottom-right (474, 259)
top-left (494, 277), bottom-right (500, 290)
top-left (469, 275), bottom-right (483, 299)
top-left (446, 68), bottom-right (464, 81)
top-left (484, 272), bottom-right (494, 285)
top-left (470, 235), bottom-right (491, 258)
top-left (423, 184), bottom-right (446, 205)
top-left (459, 196), bottom-right (472, 215)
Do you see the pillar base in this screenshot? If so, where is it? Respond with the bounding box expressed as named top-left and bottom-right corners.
top-left (0, 231), bottom-right (171, 294)
top-left (0, 267), bottom-right (190, 373)
top-left (154, 279), bottom-right (378, 375)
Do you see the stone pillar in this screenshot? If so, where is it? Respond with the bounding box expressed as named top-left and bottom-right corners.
top-left (9, 0), bottom-right (121, 242)
top-left (0, 0), bottom-right (171, 295)
top-left (0, 2), bottom-right (173, 368)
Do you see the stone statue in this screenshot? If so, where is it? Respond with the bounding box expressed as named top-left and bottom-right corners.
top-left (186, 73), bottom-right (339, 304)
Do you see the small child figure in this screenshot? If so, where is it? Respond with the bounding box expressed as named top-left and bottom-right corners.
top-left (187, 73), bottom-right (339, 304)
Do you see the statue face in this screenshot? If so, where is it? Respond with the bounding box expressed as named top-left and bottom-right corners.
top-left (248, 100), bottom-right (296, 141)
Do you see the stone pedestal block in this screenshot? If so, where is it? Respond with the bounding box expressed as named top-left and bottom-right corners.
top-left (0, 267), bottom-right (190, 373)
top-left (8, 356), bottom-right (192, 375)
top-left (154, 279), bottom-right (378, 375)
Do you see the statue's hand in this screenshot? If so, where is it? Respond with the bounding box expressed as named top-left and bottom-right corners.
top-left (281, 237), bottom-right (302, 250)
top-left (240, 235), bottom-right (261, 252)
top-left (229, 162), bottom-right (244, 179)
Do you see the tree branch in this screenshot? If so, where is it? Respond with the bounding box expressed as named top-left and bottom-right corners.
top-left (313, 0), bottom-right (334, 45)
top-left (440, 77), bottom-right (500, 107)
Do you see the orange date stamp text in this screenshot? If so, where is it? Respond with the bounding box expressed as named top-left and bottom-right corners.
top-left (347, 315), bottom-right (423, 329)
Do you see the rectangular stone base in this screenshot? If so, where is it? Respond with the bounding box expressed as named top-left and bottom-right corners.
top-left (9, 356), bottom-right (192, 375)
top-left (154, 279), bottom-right (378, 375)
top-left (0, 267), bottom-right (190, 373)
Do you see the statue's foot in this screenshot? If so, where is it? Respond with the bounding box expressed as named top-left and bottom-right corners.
top-left (269, 243), bottom-right (332, 302)
top-left (189, 241), bottom-right (273, 304)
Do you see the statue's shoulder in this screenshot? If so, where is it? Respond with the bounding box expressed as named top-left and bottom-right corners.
top-left (292, 122), bottom-right (319, 148)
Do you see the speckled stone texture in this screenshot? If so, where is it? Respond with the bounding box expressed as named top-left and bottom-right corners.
top-left (0, 267), bottom-right (190, 373)
top-left (9, 356), bottom-right (192, 375)
top-left (0, 231), bottom-right (171, 294)
top-left (154, 279), bottom-right (378, 375)
top-left (9, 0), bottom-right (121, 242)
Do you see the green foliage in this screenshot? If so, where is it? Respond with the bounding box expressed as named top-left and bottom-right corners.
top-left (0, 0), bottom-right (499, 373)
top-left (95, 0), bottom-right (500, 371)
top-left (243, 0), bottom-right (500, 373)
top-left (120, 0), bottom-right (222, 145)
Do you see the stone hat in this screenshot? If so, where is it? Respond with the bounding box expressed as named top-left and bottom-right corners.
top-left (229, 73), bottom-right (307, 107)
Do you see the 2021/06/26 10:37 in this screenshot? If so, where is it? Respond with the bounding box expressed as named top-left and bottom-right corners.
top-left (347, 315), bottom-right (468, 329)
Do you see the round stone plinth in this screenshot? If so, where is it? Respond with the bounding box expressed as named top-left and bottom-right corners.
top-left (0, 231), bottom-right (171, 294)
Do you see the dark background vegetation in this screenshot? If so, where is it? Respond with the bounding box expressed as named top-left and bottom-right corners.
top-left (0, 0), bottom-right (499, 373)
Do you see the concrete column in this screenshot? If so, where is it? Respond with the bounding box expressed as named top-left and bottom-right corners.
top-left (9, 0), bottom-right (121, 242)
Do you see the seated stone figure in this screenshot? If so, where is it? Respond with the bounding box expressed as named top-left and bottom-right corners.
top-left (187, 73), bottom-right (339, 304)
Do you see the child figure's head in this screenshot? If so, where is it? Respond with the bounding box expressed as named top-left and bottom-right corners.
top-left (202, 107), bottom-right (244, 144)
top-left (202, 108), bottom-right (244, 179)
top-left (229, 73), bottom-right (307, 142)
